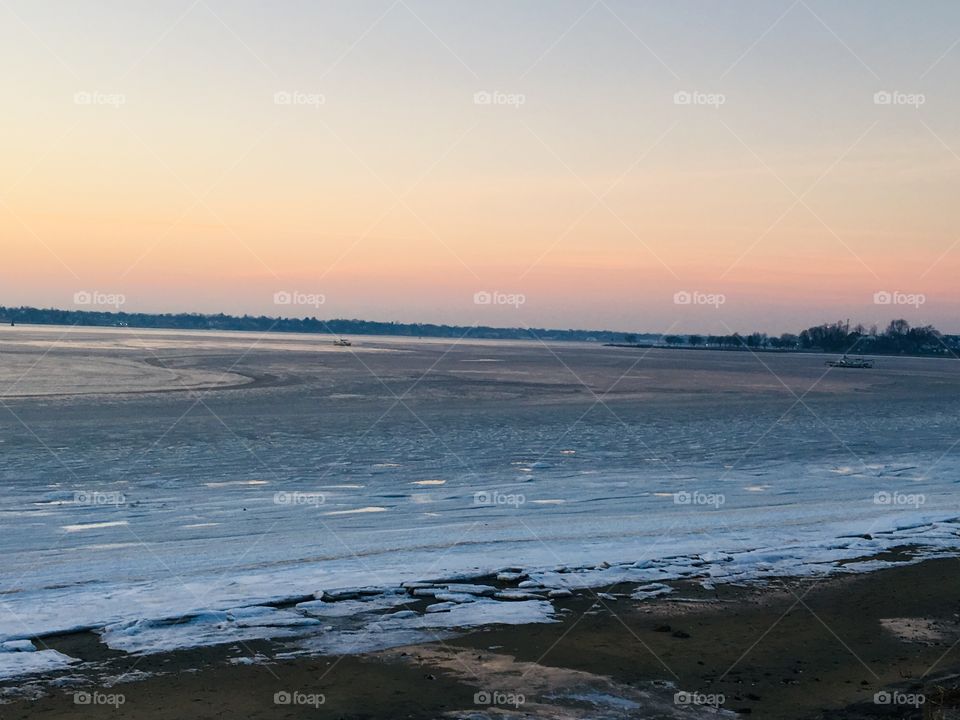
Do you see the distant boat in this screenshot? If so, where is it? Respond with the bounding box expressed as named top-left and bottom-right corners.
top-left (333, 338), bottom-right (352, 347)
top-left (826, 355), bottom-right (873, 369)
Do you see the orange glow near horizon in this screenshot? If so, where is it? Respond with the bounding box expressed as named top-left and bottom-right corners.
top-left (3, 1), bottom-right (960, 333)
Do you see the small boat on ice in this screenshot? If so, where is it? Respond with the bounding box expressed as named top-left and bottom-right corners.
top-left (826, 355), bottom-right (873, 369)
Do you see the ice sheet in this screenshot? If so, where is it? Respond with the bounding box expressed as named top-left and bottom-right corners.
top-left (2, 332), bottom-right (959, 673)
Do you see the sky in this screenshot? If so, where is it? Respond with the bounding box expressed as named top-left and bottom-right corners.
top-left (2, 0), bottom-right (960, 334)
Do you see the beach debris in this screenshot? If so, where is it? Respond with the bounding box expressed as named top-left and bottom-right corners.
top-left (432, 592), bottom-right (478, 604)
top-left (495, 590), bottom-right (546, 601)
top-left (425, 602), bottom-right (457, 614)
top-left (401, 581), bottom-right (434, 591)
top-left (631, 583), bottom-right (673, 601)
top-left (443, 584), bottom-right (496, 597)
top-left (324, 587), bottom-right (381, 601)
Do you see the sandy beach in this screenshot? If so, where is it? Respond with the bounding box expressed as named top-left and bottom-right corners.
top-left (3, 556), bottom-right (960, 718)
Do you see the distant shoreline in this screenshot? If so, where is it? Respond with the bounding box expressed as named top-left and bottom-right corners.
top-left (602, 342), bottom-right (955, 360)
top-left (0, 305), bottom-right (652, 345)
top-left (1, 305), bottom-right (958, 359)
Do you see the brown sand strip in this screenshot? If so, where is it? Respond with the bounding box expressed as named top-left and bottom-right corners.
top-left (4, 557), bottom-right (960, 718)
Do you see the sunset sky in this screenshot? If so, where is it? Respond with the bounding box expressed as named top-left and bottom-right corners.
top-left (2, 0), bottom-right (960, 333)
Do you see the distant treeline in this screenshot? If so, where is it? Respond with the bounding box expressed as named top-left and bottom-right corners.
top-left (655, 319), bottom-right (959, 356)
top-left (0, 306), bottom-right (660, 344)
top-left (1, 307), bottom-right (956, 357)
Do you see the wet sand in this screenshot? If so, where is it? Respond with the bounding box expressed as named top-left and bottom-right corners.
top-left (3, 555), bottom-right (960, 719)
top-left (2, 324), bottom-right (958, 403)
